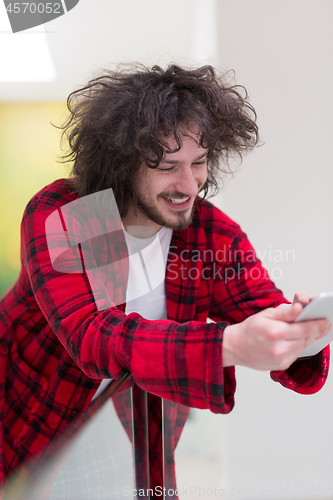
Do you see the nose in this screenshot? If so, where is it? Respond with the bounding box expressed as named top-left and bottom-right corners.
top-left (176, 166), bottom-right (201, 197)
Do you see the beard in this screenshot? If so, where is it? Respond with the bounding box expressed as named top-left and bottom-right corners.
top-left (136, 192), bottom-right (196, 231)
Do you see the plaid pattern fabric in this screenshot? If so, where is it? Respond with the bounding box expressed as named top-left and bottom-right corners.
top-left (0, 179), bottom-right (329, 486)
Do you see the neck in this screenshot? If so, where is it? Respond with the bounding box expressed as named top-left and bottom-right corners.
top-left (122, 207), bottom-right (162, 238)
top-left (123, 224), bottom-right (161, 238)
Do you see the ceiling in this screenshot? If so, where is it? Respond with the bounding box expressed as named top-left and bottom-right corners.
top-left (0, 0), bottom-right (218, 101)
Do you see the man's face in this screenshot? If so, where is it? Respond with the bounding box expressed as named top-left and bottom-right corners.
top-left (132, 132), bottom-right (208, 232)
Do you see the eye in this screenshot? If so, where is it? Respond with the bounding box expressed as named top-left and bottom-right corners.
top-left (193, 159), bottom-right (207, 166)
top-left (158, 166), bottom-right (175, 172)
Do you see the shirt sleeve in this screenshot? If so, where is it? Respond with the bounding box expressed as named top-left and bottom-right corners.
top-left (208, 224), bottom-right (329, 395)
top-left (21, 194), bottom-right (232, 415)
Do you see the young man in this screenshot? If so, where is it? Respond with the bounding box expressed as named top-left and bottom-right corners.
top-left (0, 64), bottom-right (330, 490)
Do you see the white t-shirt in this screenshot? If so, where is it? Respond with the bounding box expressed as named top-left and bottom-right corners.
top-left (91, 226), bottom-right (172, 401)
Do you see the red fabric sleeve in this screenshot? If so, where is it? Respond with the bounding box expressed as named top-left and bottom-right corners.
top-left (270, 346), bottom-right (330, 394)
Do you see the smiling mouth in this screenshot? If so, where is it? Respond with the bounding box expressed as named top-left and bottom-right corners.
top-left (163, 196), bottom-right (190, 205)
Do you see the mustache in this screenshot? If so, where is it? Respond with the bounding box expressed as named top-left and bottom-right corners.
top-left (160, 180), bottom-right (203, 199)
top-left (160, 191), bottom-right (190, 199)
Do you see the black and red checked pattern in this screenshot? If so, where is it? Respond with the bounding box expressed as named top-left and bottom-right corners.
top-left (0, 178), bottom-right (329, 487)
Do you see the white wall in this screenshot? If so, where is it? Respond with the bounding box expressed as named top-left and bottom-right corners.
top-left (213, 1), bottom-right (333, 498)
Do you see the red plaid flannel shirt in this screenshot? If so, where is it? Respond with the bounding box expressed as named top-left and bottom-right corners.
top-left (0, 179), bottom-right (329, 486)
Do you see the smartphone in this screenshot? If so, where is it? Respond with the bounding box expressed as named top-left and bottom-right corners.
top-left (295, 292), bottom-right (333, 357)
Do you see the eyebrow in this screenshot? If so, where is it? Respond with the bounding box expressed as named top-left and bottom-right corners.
top-left (160, 152), bottom-right (208, 165)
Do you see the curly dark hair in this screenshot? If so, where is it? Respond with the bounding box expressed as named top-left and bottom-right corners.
top-left (60, 64), bottom-right (259, 217)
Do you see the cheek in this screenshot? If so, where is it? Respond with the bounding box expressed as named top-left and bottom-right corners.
top-left (139, 174), bottom-right (159, 198)
top-left (154, 179), bottom-right (170, 197)
top-left (198, 168), bottom-right (208, 186)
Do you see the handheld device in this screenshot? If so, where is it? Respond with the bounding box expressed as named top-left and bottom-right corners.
top-left (295, 292), bottom-right (333, 357)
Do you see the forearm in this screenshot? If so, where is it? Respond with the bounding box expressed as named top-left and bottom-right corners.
top-left (58, 305), bottom-right (235, 412)
top-left (222, 323), bottom-right (240, 368)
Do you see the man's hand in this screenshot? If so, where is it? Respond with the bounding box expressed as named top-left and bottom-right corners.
top-left (223, 301), bottom-right (331, 371)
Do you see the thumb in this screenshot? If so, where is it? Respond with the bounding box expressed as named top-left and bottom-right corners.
top-left (265, 302), bottom-right (303, 323)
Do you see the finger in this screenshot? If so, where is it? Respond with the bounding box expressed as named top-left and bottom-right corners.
top-left (293, 291), bottom-right (309, 306)
top-left (284, 318), bottom-right (331, 343)
top-left (265, 302), bottom-right (303, 323)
